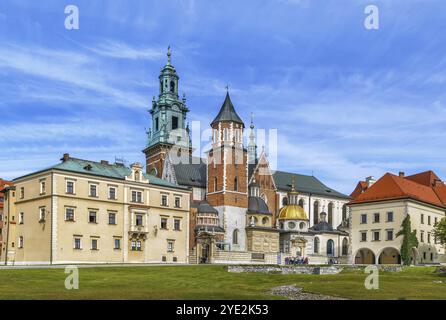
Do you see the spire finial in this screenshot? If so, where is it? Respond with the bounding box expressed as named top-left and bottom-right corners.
top-left (225, 84), bottom-right (229, 93)
top-left (167, 45), bottom-right (172, 64)
top-left (291, 176), bottom-right (296, 192)
top-left (250, 112), bottom-right (254, 129)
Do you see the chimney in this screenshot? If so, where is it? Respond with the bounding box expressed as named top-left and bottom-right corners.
top-left (365, 176), bottom-right (376, 187)
top-left (61, 153), bottom-right (70, 162)
top-left (100, 160), bottom-right (109, 165)
top-left (399, 171), bottom-right (405, 178)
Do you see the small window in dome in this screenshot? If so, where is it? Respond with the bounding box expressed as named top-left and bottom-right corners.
top-left (299, 222), bottom-right (305, 229)
top-left (288, 221), bottom-right (296, 229)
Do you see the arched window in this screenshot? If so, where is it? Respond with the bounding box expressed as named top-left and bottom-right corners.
top-left (314, 237), bottom-right (320, 254)
top-left (327, 239), bottom-right (335, 256)
top-left (342, 238), bottom-right (348, 256)
top-left (282, 197), bottom-right (288, 206)
top-left (313, 201), bottom-right (319, 225)
top-left (328, 202), bottom-right (333, 226)
top-left (170, 81), bottom-right (175, 93)
top-left (298, 198), bottom-right (304, 208)
top-left (214, 177), bottom-right (218, 192)
top-left (232, 229), bottom-right (239, 245)
top-left (223, 128), bottom-right (229, 141)
top-left (342, 204), bottom-right (347, 221)
top-left (262, 217), bottom-right (269, 225)
top-left (160, 81), bottom-right (163, 93)
top-left (234, 177), bottom-right (238, 191)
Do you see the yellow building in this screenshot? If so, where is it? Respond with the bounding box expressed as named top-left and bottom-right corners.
top-left (349, 171), bottom-right (446, 264)
top-left (5, 154), bottom-right (191, 265)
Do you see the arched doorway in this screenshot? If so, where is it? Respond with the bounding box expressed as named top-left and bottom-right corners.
top-left (354, 248), bottom-right (376, 264)
top-left (342, 238), bottom-right (348, 256)
top-left (326, 239), bottom-right (335, 256)
top-left (378, 247), bottom-right (401, 264)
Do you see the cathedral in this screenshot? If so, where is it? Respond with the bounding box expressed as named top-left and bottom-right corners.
top-left (144, 49), bottom-right (351, 264)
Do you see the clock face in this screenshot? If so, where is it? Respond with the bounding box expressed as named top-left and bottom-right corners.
top-left (172, 104), bottom-right (179, 111)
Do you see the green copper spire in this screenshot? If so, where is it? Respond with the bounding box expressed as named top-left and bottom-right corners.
top-left (147, 46), bottom-right (190, 149)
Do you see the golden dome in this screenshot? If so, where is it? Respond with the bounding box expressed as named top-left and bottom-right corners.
top-left (278, 205), bottom-right (308, 221)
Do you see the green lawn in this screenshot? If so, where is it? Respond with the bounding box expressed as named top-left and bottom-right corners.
top-left (0, 265), bottom-right (445, 300)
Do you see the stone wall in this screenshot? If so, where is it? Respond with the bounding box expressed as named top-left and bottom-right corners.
top-left (212, 251), bottom-right (278, 264)
top-left (227, 265), bottom-right (343, 275)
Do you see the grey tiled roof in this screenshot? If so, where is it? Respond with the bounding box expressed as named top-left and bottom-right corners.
top-left (273, 171), bottom-right (350, 199)
top-left (173, 157), bottom-right (207, 187)
top-left (211, 93), bottom-right (244, 126)
top-left (15, 157), bottom-right (185, 190)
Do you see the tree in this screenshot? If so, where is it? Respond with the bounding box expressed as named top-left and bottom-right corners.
top-left (433, 218), bottom-right (446, 245)
top-left (396, 215), bottom-right (419, 266)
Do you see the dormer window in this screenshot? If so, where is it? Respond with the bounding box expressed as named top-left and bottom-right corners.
top-left (84, 164), bottom-right (93, 171)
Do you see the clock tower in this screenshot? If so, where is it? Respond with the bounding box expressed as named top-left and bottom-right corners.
top-left (143, 47), bottom-right (191, 177)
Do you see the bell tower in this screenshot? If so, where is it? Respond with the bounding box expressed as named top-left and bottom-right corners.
top-left (206, 91), bottom-right (249, 250)
top-left (144, 46), bottom-right (191, 177)
top-left (207, 92), bottom-right (248, 208)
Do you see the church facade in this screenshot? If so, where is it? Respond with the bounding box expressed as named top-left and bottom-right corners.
top-left (144, 49), bottom-right (351, 264)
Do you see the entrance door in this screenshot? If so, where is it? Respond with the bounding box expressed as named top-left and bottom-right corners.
top-left (200, 243), bottom-right (210, 264)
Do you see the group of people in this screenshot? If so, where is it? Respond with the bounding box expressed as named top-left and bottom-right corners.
top-left (285, 256), bottom-right (309, 265)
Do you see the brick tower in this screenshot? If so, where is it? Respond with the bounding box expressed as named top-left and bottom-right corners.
top-left (207, 92), bottom-right (248, 251)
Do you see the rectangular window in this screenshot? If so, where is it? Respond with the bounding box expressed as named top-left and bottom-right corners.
top-left (89, 184), bottom-right (98, 197)
top-left (131, 191), bottom-right (142, 203)
top-left (39, 207), bottom-right (46, 222)
top-left (66, 181), bottom-right (75, 194)
top-left (18, 236), bottom-right (24, 248)
top-left (19, 212), bottom-right (24, 224)
top-left (420, 231), bottom-right (424, 243)
top-left (74, 238), bottom-right (82, 249)
top-left (387, 230), bottom-right (394, 241)
top-left (131, 240), bottom-right (142, 251)
top-left (108, 212), bottom-right (116, 225)
top-left (65, 208), bottom-right (75, 221)
top-left (109, 187), bottom-right (116, 200)
top-left (386, 211), bottom-right (394, 222)
top-left (114, 238), bottom-right (121, 250)
top-left (174, 219), bottom-right (181, 231)
top-left (428, 233), bottom-right (431, 244)
top-left (89, 211), bottom-right (97, 223)
top-left (428, 216), bottom-right (431, 226)
top-left (172, 116), bottom-right (178, 130)
top-left (373, 231), bottom-right (380, 241)
top-left (167, 241), bottom-right (174, 252)
top-left (91, 239), bottom-right (98, 250)
top-left (373, 213), bottom-right (380, 223)
top-left (435, 217), bottom-right (438, 225)
top-left (155, 117), bottom-right (159, 131)
top-left (174, 197), bottom-right (181, 208)
top-left (161, 218), bottom-right (168, 229)
top-left (135, 214), bottom-right (143, 227)
top-left (421, 214), bottom-right (424, 224)
top-left (361, 231), bottom-right (367, 242)
top-left (40, 181), bottom-right (46, 194)
top-left (360, 214), bottom-right (367, 224)
top-left (161, 195), bottom-right (168, 206)
top-left (20, 187), bottom-right (24, 199)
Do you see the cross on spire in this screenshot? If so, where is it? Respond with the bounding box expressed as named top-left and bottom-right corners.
top-left (167, 45), bottom-right (172, 64)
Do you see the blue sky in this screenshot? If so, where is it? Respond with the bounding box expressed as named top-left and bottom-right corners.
top-left (1, 0), bottom-right (446, 194)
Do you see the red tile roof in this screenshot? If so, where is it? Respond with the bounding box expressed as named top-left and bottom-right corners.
top-left (350, 181), bottom-right (369, 199)
top-left (349, 172), bottom-right (446, 208)
top-left (0, 179), bottom-right (13, 209)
